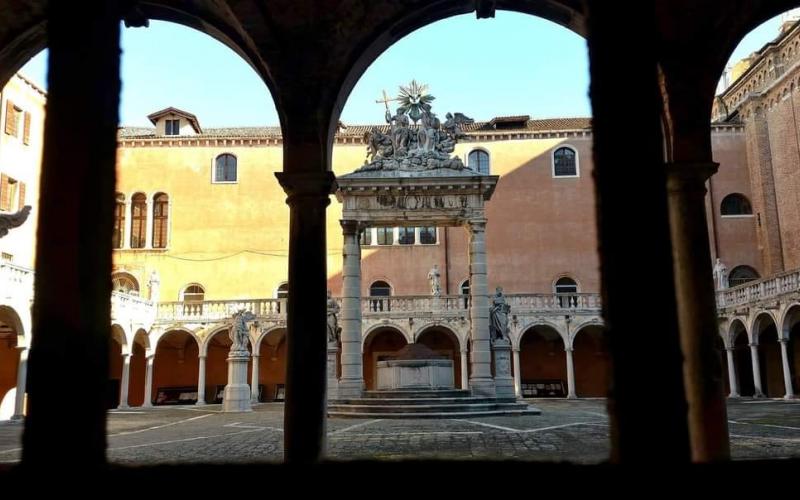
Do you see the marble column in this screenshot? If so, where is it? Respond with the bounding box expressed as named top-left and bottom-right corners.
top-left (725, 347), bottom-right (740, 398)
top-left (338, 220), bottom-right (364, 398)
top-left (779, 339), bottom-right (795, 399)
top-left (512, 348), bottom-right (522, 398)
top-left (749, 343), bottom-right (764, 397)
top-left (196, 354), bottom-right (207, 405)
top-left (251, 354), bottom-right (261, 403)
top-left (460, 349), bottom-right (469, 390)
top-left (12, 347), bottom-right (28, 420)
top-left (117, 353), bottom-right (131, 409)
top-left (143, 355), bottom-right (154, 408)
top-left (565, 347), bottom-right (577, 399)
top-left (466, 218), bottom-right (495, 397)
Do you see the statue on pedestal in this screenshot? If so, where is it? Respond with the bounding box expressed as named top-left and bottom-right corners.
top-left (489, 287), bottom-right (511, 342)
top-left (230, 310), bottom-right (255, 353)
top-left (427, 264), bottom-right (442, 296)
top-left (713, 258), bottom-right (729, 290)
top-left (326, 289), bottom-right (341, 343)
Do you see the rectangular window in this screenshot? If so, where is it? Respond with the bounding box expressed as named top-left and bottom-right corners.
top-left (376, 227), bottom-right (394, 245)
top-left (112, 201), bottom-right (125, 249)
top-left (398, 227), bottom-right (415, 245)
top-left (22, 112), bottom-right (31, 145)
top-left (165, 119), bottom-right (180, 135)
top-left (360, 227), bottom-right (372, 246)
top-left (130, 198), bottom-right (147, 249)
top-left (419, 227), bottom-right (437, 244)
top-left (4, 101), bottom-right (20, 137)
top-left (1, 253), bottom-right (12, 262)
top-left (0, 174), bottom-right (18, 212)
top-left (152, 198), bottom-right (169, 248)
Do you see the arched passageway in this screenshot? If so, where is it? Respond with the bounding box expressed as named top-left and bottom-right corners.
top-left (107, 326), bottom-right (125, 409)
top-left (363, 327), bottom-right (407, 390)
top-left (755, 314), bottom-right (783, 397)
top-left (0, 306), bottom-right (23, 419)
top-left (416, 327), bottom-right (462, 389)
top-left (519, 325), bottom-right (566, 397)
top-left (732, 321), bottom-right (755, 396)
top-left (714, 334), bottom-right (730, 397)
top-left (257, 329), bottom-right (286, 402)
top-left (152, 330), bottom-right (199, 405)
top-left (784, 305), bottom-right (800, 396)
top-left (572, 325), bottom-right (609, 397)
top-left (128, 330), bottom-right (148, 407)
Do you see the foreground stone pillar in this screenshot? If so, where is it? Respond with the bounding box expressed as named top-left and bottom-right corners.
top-left (565, 347), bottom-right (577, 399)
top-left (779, 339), bottom-right (795, 399)
top-left (665, 161), bottom-right (729, 461)
top-left (492, 340), bottom-right (515, 400)
top-left (251, 354), bottom-right (261, 403)
top-left (750, 343), bottom-right (764, 397)
top-left (327, 343), bottom-right (340, 400)
top-left (467, 219), bottom-right (495, 397)
top-left (460, 349), bottom-right (469, 390)
top-left (338, 220), bottom-right (364, 398)
top-left (725, 348), bottom-right (740, 398)
top-left (512, 348), bottom-right (521, 398)
top-left (276, 170), bottom-right (335, 463)
top-left (12, 347), bottom-right (28, 420)
top-left (23, 0), bottom-right (120, 466)
top-left (223, 351), bottom-right (252, 412)
top-left (143, 355), bottom-right (154, 408)
top-left (118, 353), bottom-right (131, 409)
top-left (196, 354), bottom-right (207, 405)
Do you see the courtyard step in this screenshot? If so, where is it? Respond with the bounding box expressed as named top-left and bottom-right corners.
top-left (334, 396), bottom-right (498, 405)
top-left (362, 389), bottom-right (471, 399)
top-left (327, 406), bottom-right (542, 419)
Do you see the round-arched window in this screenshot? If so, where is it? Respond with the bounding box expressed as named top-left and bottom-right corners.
top-left (728, 266), bottom-right (759, 288)
top-left (554, 277), bottom-right (578, 294)
top-left (468, 149), bottom-right (490, 174)
top-left (112, 272), bottom-right (139, 295)
top-left (276, 282), bottom-right (289, 299)
top-left (182, 284), bottom-right (205, 302)
top-left (214, 153), bottom-right (237, 182)
top-left (720, 193), bottom-right (753, 216)
top-left (369, 281), bottom-right (392, 296)
top-left (553, 147), bottom-right (578, 177)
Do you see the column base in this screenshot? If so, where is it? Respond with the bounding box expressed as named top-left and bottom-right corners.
top-left (784, 394), bottom-right (796, 400)
top-left (567, 394), bottom-right (578, 400)
top-left (468, 377), bottom-right (496, 398)
top-left (10, 414), bottom-right (24, 422)
top-left (223, 384), bottom-right (253, 412)
top-left (337, 379), bottom-right (364, 399)
top-left (195, 401), bottom-right (207, 406)
top-left (727, 394), bottom-right (741, 399)
top-left (116, 403), bottom-right (130, 410)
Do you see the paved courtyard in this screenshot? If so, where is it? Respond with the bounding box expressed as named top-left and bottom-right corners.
top-left (1, 399), bottom-right (799, 464)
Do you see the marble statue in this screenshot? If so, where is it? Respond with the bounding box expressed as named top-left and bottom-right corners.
top-left (148, 270), bottom-right (161, 303)
top-left (326, 289), bottom-right (341, 343)
top-left (489, 287), bottom-right (511, 342)
top-left (386, 107), bottom-right (411, 155)
top-left (427, 264), bottom-right (442, 296)
top-left (713, 258), bottom-right (729, 290)
top-left (230, 310), bottom-right (255, 353)
top-left (418, 109), bottom-right (440, 153)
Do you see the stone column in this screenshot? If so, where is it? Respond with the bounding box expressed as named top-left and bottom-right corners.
top-left (512, 348), bottom-right (522, 398)
top-left (466, 218), bottom-right (495, 397)
top-left (143, 355), bottom-right (154, 408)
top-left (492, 340), bottom-right (515, 400)
top-left (565, 347), bottom-right (577, 399)
top-left (460, 349), bottom-right (469, 390)
top-left (250, 354), bottom-right (261, 403)
top-left (749, 343), bottom-right (764, 397)
top-left (779, 339), bottom-right (795, 399)
top-left (12, 347), bottom-right (28, 420)
top-left (117, 353), bottom-right (131, 409)
top-left (327, 343), bottom-right (340, 400)
top-left (338, 220), bottom-right (364, 398)
top-left (275, 171), bottom-right (335, 463)
top-left (665, 161), bottom-right (729, 460)
top-left (725, 348), bottom-right (740, 398)
top-left (196, 354), bottom-right (207, 405)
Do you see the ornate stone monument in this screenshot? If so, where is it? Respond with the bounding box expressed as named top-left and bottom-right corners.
top-left (376, 343), bottom-right (454, 390)
top-left (335, 81), bottom-right (500, 398)
top-left (223, 310), bottom-right (255, 412)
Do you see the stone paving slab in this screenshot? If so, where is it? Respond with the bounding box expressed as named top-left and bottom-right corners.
top-left (1, 399), bottom-right (798, 464)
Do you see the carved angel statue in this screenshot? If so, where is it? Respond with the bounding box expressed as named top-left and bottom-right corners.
top-left (443, 112), bottom-right (473, 141)
top-left (230, 309), bottom-right (256, 353)
top-left (0, 205), bottom-right (32, 238)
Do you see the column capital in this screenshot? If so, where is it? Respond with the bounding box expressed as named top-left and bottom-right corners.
top-left (275, 171), bottom-right (337, 204)
top-left (466, 218), bottom-right (487, 233)
top-left (779, 338), bottom-right (790, 345)
top-left (749, 342), bottom-right (759, 348)
top-left (340, 219), bottom-right (363, 235)
top-left (198, 354), bottom-right (208, 359)
top-left (665, 161), bottom-right (719, 193)
top-left (565, 347), bottom-right (574, 353)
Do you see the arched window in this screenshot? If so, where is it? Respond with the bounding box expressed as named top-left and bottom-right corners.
top-left (276, 282), bottom-right (289, 299)
top-left (214, 153), bottom-right (237, 182)
top-left (468, 149), bottom-right (490, 174)
top-left (112, 193), bottom-right (125, 249)
top-left (182, 284), bottom-right (205, 302)
top-left (130, 193), bottom-right (147, 249)
top-left (720, 193), bottom-right (753, 216)
top-left (554, 277), bottom-right (578, 308)
top-left (728, 266), bottom-right (759, 288)
top-left (369, 280), bottom-right (392, 312)
top-left (111, 272), bottom-right (139, 295)
top-left (553, 147), bottom-right (578, 177)
top-left (152, 193), bottom-right (169, 248)
top-left (460, 279), bottom-right (470, 309)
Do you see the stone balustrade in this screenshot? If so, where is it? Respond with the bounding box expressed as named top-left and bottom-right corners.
top-left (0, 262), bottom-right (34, 301)
top-left (716, 268), bottom-right (800, 310)
top-left (110, 291), bottom-right (157, 325)
top-left (155, 298), bottom-right (286, 323)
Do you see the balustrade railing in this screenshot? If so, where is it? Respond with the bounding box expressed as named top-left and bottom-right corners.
top-left (0, 262), bottom-right (34, 300)
top-left (111, 290), bottom-right (156, 322)
top-left (716, 268), bottom-right (800, 308)
top-left (155, 298), bottom-right (286, 322)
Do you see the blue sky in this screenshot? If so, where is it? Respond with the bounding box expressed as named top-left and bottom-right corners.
top-left (19, 11), bottom-right (787, 127)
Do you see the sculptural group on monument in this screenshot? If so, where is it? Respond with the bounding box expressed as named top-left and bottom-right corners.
top-left (230, 309), bottom-right (256, 353)
top-left (360, 80), bottom-right (475, 172)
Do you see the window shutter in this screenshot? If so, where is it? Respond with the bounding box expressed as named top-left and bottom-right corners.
top-left (18, 181), bottom-right (26, 208)
top-left (0, 174), bottom-right (9, 211)
top-left (23, 112), bottom-right (31, 145)
top-left (4, 101), bottom-right (14, 135)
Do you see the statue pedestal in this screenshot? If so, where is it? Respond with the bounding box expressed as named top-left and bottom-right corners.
top-left (223, 350), bottom-right (252, 412)
top-left (493, 339), bottom-right (516, 401)
top-left (327, 343), bottom-right (340, 400)
top-left (377, 359), bottom-right (454, 390)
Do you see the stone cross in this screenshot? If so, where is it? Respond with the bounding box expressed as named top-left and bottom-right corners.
top-left (375, 89), bottom-right (398, 111)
